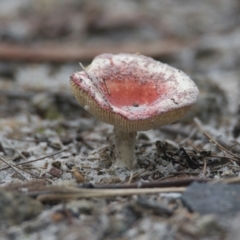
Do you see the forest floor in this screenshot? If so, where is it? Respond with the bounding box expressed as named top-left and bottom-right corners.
top-left (0, 1), bottom-right (240, 239)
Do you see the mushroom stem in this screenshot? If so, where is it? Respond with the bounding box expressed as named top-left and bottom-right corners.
top-left (113, 127), bottom-right (137, 169)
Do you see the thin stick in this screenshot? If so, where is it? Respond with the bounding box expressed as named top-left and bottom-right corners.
top-left (36, 187), bottom-right (186, 201)
top-left (79, 62), bottom-right (113, 110)
top-left (122, 167), bottom-right (151, 183)
top-left (217, 177), bottom-right (240, 184)
top-left (103, 79), bottom-right (111, 95)
top-left (82, 177), bottom-right (210, 189)
top-left (179, 127), bottom-right (197, 145)
top-left (14, 165), bottom-right (52, 183)
top-left (194, 118), bottom-right (240, 162)
top-left (19, 149), bottom-right (67, 165)
top-left (0, 156), bottom-right (28, 180)
top-left (0, 149), bottom-right (66, 171)
top-left (0, 40), bottom-right (186, 63)
top-left (4, 138), bottom-right (28, 161)
top-left (79, 62), bottom-right (86, 70)
top-left (127, 172), bottom-right (134, 184)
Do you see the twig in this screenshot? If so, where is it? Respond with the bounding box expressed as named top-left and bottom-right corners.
top-left (0, 156), bottom-right (28, 180)
top-left (2, 176), bottom-right (240, 196)
top-left (194, 118), bottom-right (240, 162)
top-left (4, 138), bottom-right (28, 161)
top-left (160, 125), bottom-right (195, 138)
top-left (0, 40), bottom-right (187, 63)
top-left (122, 166), bottom-right (151, 183)
top-left (161, 124), bottom-right (240, 154)
top-left (79, 62), bottom-right (113, 110)
top-left (179, 127), bottom-right (197, 145)
top-left (36, 186), bottom-right (186, 202)
top-left (20, 149), bottom-right (67, 165)
top-left (103, 79), bottom-right (111, 95)
top-left (217, 177), bottom-right (240, 184)
top-left (0, 149), bottom-right (66, 171)
top-left (15, 165), bottom-right (52, 183)
top-left (83, 177), bottom-right (210, 189)
top-left (127, 172), bottom-right (134, 184)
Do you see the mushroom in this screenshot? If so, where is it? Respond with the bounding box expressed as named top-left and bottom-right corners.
top-left (70, 53), bottom-right (199, 169)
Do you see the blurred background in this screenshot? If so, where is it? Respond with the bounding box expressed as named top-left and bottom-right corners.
top-left (0, 0), bottom-right (240, 131)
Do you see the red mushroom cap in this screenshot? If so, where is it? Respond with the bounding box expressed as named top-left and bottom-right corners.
top-left (70, 53), bottom-right (199, 132)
